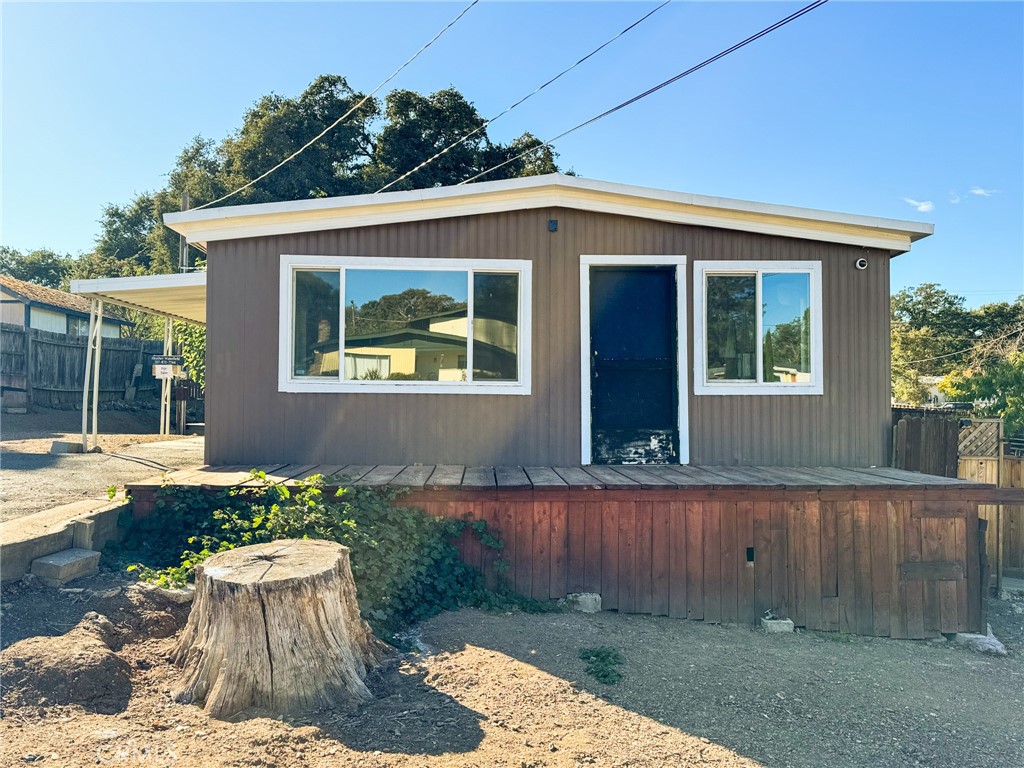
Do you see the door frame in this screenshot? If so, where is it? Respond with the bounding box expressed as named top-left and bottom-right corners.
top-left (579, 255), bottom-right (689, 465)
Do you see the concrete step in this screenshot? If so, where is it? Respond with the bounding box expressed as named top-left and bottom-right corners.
top-left (30, 548), bottom-right (102, 587)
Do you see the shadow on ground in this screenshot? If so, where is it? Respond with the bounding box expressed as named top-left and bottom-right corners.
top-left (419, 606), bottom-right (1023, 768)
top-left (292, 662), bottom-right (486, 756)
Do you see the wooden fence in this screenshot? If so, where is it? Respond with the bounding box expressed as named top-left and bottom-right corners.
top-left (892, 414), bottom-right (959, 477)
top-left (958, 455), bottom-right (1024, 580)
top-left (0, 323), bottom-right (163, 408)
top-left (405, 490), bottom-right (985, 638)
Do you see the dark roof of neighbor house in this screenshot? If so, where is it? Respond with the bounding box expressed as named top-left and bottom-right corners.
top-left (0, 273), bottom-right (130, 324)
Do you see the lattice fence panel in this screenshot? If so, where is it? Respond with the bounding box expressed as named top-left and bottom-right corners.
top-left (958, 419), bottom-right (1000, 458)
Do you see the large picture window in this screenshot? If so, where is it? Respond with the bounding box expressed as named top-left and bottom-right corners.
top-left (280, 256), bottom-right (531, 394)
top-left (693, 260), bottom-right (822, 395)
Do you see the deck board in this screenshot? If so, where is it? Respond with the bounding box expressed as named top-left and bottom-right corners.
top-left (427, 465), bottom-right (466, 489)
top-left (495, 466), bottom-right (531, 489)
top-left (462, 466), bottom-right (497, 489)
top-left (387, 465), bottom-right (435, 489)
top-left (127, 463), bottom-right (995, 493)
top-left (524, 467), bottom-right (568, 488)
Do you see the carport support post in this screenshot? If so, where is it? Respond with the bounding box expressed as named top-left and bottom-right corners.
top-left (91, 300), bottom-right (104, 447)
top-left (160, 317), bottom-right (173, 436)
top-left (80, 299), bottom-right (99, 452)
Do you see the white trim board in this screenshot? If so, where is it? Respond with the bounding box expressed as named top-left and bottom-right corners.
top-left (164, 174), bottom-right (933, 254)
top-left (279, 255), bottom-right (532, 395)
top-left (579, 255), bottom-right (689, 465)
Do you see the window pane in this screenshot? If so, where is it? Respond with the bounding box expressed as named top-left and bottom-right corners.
top-left (473, 273), bottom-right (519, 381)
top-left (293, 270), bottom-right (340, 377)
top-left (762, 272), bottom-right (812, 383)
top-left (706, 274), bottom-right (756, 381)
top-left (344, 269), bottom-right (468, 382)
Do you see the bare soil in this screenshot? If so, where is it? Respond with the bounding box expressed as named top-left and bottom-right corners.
top-left (0, 406), bottom-right (203, 521)
top-left (1, 568), bottom-right (1022, 768)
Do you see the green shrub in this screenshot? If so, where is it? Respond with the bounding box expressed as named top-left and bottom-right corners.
top-left (578, 646), bottom-right (624, 684)
top-left (114, 473), bottom-right (535, 635)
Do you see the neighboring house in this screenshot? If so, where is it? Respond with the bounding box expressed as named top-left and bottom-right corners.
top-left (149, 173), bottom-right (933, 468)
top-left (0, 274), bottom-right (129, 337)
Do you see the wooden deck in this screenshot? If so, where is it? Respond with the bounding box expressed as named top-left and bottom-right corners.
top-left (126, 464), bottom-right (1008, 640)
top-left (127, 462), bottom-right (997, 494)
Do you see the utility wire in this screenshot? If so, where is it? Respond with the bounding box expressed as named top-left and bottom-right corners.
top-left (901, 324), bottom-right (1024, 366)
top-left (193, 0), bottom-right (480, 210)
top-left (374, 0), bottom-right (671, 194)
top-left (459, 0), bottom-right (829, 185)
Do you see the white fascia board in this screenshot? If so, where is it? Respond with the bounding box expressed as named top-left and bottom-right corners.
top-left (164, 173), bottom-right (933, 253)
top-left (71, 271), bottom-right (206, 295)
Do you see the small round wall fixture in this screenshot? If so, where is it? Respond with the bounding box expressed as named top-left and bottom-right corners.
top-left (854, 257), bottom-right (869, 270)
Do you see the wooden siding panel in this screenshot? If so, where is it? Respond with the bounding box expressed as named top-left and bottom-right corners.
top-left (205, 210), bottom-right (890, 468)
top-left (668, 500), bottom-right (688, 619)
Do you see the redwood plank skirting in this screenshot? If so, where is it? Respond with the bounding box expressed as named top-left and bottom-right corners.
top-left (126, 464), bottom-right (998, 639)
top-left (401, 489), bottom-right (985, 640)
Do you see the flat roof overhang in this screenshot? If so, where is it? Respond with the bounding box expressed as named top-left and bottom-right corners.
top-left (70, 272), bottom-right (206, 325)
top-left (164, 173), bottom-right (935, 255)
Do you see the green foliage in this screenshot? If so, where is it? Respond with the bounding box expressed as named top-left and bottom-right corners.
top-left (176, 323), bottom-right (206, 389)
top-left (891, 284), bottom-right (1024, 407)
top-left (113, 474), bottom-right (522, 634)
top-left (578, 646), bottom-right (624, 684)
top-left (0, 246), bottom-right (73, 288)
top-left (941, 352), bottom-right (1024, 435)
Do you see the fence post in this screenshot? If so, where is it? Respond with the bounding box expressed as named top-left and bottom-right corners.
top-left (25, 327), bottom-right (34, 406)
top-left (997, 420), bottom-right (1004, 593)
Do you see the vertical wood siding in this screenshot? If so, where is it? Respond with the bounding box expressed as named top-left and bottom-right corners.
top-left (205, 208), bottom-right (892, 466)
top-left (405, 489), bottom-right (985, 638)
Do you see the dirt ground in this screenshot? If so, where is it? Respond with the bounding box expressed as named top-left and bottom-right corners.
top-left (1, 567), bottom-right (1022, 768)
top-left (0, 407), bottom-right (204, 521)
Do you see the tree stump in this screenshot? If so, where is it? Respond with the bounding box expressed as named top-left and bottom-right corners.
top-left (172, 539), bottom-right (385, 719)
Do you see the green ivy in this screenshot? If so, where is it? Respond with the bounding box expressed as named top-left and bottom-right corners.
top-left (113, 473), bottom-right (546, 635)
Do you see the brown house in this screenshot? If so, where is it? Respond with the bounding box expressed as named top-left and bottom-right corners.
top-left (89, 175), bottom-right (1016, 640)
top-left (160, 173), bottom-right (931, 469)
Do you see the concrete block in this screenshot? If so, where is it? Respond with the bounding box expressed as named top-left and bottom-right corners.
top-left (49, 440), bottom-right (84, 454)
top-left (31, 548), bottom-right (101, 587)
top-left (565, 592), bottom-right (602, 613)
top-left (72, 519), bottom-right (96, 550)
top-left (761, 617), bottom-right (795, 634)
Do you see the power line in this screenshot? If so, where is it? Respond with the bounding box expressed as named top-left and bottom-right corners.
top-left (901, 323), bottom-right (1024, 366)
top-left (193, 0), bottom-right (480, 211)
top-left (374, 0), bottom-right (672, 194)
top-left (459, 0), bottom-right (830, 186)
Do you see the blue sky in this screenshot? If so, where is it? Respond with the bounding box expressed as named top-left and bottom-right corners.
top-left (2, 1), bottom-right (1021, 308)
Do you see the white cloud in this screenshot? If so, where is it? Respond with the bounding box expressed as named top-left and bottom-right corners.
top-left (903, 197), bottom-right (934, 213)
top-left (970, 186), bottom-right (995, 197)
top-left (949, 191), bottom-right (961, 204)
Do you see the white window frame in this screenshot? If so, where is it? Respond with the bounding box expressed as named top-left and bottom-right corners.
top-left (693, 260), bottom-right (823, 396)
top-left (279, 255), bottom-right (532, 394)
top-left (579, 255), bottom-right (689, 465)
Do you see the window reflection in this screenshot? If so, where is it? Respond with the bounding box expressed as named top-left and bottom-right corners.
top-left (706, 274), bottom-right (756, 380)
top-left (761, 272), bottom-right (811, 383)
top-left (473, 272), bottom-right (519, 381)
top-left (343, 270), bottom-right (468, 382)
top-left (293, 270), bottom-right (340, 377)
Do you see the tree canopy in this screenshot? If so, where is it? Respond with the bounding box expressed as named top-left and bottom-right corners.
top-left (1, 76), bottom-right (564, 378)
top-left (891, 283), bottom-right (1024, 427)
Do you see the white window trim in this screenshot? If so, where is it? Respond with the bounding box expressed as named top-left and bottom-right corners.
top-left (693, 260), bottom-right (823, 396)
top-left (278, 255), bottom-right (532, 395)
top-left (579, 255), bottom-right (689, 465)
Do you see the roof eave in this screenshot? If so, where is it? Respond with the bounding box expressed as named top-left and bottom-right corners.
top-left (163, 174), bottom-right (934, 254)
